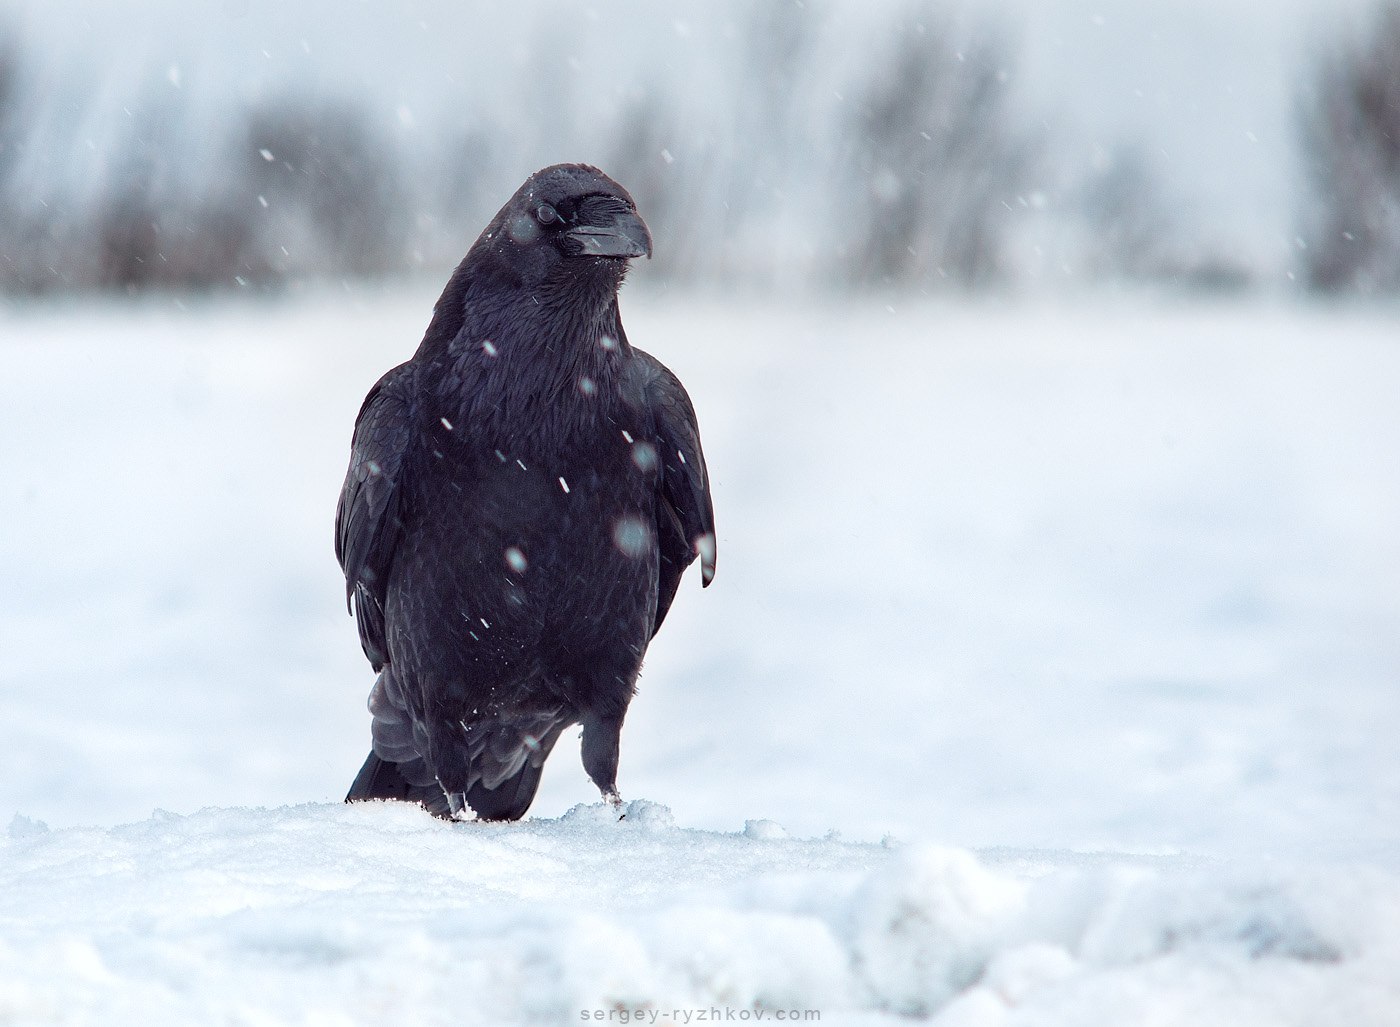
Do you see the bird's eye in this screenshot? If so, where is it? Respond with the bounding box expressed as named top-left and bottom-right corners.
top-left (535, 203), bottom-right (559, 226)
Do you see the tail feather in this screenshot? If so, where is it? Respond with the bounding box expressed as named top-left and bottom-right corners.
top-left (347, 686), bottom-right (575, 821)
top-left (346, 752), bottom-right (452, 818)
top-left (459, 717), bottom-right (570, 821)
top-left (464, 761), bottom-right (547, 821)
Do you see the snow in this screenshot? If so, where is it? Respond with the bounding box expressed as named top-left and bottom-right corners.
top-left (3, 802), bottom-right (1398, 1024)
top-left (3, 287), bottom-right (1399, 1022)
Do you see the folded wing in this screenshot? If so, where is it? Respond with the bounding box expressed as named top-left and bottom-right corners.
top-left (334, 361), bottom-right (417, 670)
top-left (633, 349), bottom-right (717, 637)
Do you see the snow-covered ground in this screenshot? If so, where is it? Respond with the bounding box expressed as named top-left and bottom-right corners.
top-left (5, 800), bottom-right (1399, 1025)
top-left (3, 287), bottom-right (1399, 1022)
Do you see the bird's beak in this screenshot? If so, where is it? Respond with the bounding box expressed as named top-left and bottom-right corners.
top-left (565, 196), bottom-right (653, 259)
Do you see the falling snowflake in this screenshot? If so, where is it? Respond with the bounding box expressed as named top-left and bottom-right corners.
top-left (613, 517), bottom-right (652, 557)
top-left (694, 532), bottom-right (716, 565)
top-left (631, 442), bottom-right (658, 472)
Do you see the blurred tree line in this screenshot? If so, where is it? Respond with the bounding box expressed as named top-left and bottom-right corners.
top-left (1296, 2), bottom-right (1400, 293)
top-left (0, 1), bottom-right (1394, 297)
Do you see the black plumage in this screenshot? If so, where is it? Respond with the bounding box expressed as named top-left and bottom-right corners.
top-left (337, 164), bottom-right (715, 821)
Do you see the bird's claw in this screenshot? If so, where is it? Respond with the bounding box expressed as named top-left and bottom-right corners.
top-left (445, 791), bottom-right (472, 821)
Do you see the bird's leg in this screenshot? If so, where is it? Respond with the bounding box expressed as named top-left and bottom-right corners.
top-left (443, 787), bottom-right (471, 821)
top-left (580, 712), bottom-right (624, 808)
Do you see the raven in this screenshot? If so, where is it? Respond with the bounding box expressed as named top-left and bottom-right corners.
top-left (337, 164), bottom-right (715, 821)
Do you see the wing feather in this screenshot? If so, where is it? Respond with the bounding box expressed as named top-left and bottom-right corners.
top-left (334, 361), bottom-right (416, 669)
top-left (631, 349), bottom-right (716, 636)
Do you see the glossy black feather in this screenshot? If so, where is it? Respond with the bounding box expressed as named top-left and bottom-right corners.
top-left (338, 164), bottom-right (715, 820)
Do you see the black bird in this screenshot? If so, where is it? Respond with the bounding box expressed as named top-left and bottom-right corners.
top-left (337, 164), bottom-right (715, 821)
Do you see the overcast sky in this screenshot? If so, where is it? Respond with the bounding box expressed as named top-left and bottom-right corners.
top-left (1007, 0), bottom-right (1374, 258)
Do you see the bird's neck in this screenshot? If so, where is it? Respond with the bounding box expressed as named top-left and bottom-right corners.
top-left (491, 272), bottom-right (624, 354)
top-left (425, 273), bottom-right (632, 452)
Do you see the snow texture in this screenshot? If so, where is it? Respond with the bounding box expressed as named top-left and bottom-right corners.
top-left (2, 801), bottom-right (1398, 1025)
top-left (3, 288), bottom-right (1399, 1022)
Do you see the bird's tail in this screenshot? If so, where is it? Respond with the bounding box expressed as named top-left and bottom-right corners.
top-left (464, 758), bottom-right (548, 822)
top-left (346, 745), bottom-right (554, 822)
top-left (347, 666), bottom-right (454, 817)
top-left (346, 752), bottom-right (453, 818)
top-left (457, 715), bottom-right (571, 821)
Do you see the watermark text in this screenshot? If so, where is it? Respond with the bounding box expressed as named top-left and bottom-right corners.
top-left (580, 1007), bottom-right (821, 1024)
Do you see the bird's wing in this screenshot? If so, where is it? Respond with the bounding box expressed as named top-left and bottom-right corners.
top-left (335, 360), bottom-right (417, 670)
top-left (631, 349), bottom-right (716, 636)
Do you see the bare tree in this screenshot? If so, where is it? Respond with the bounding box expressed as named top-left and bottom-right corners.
top-left (85, 92), bottom-right (265, 293)
top-left (1297, 3), bottom-right (1400, 293)
top-left (607, 91), bottom-right (687, 276)
top-left (1074, 143), bottom-right (1180, 281)
top-left (608, 1), bottom-right (825, 286)
top-left (1, 0), bottom-right (1250, 298)
top-left (0, 31), bottom-right (21, 185)
top-left (843, 3), bottom-right (1038, 289)
top-left (0, 28), bottom-right (37, 292)
top-left (241, 96), bottom-right (408, 279)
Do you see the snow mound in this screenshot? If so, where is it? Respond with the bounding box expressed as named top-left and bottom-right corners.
top-left (3, 802), bottom-right (1397, 1025)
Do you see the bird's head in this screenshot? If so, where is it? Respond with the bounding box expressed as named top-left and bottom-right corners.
top-left (471, 164), bottom-right (652, 290)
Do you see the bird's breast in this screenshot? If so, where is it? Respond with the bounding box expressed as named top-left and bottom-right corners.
top-left (391, 411), bottom-right (662, 657)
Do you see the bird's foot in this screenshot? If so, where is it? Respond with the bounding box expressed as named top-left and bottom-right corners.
top-left (444, 791), bottom-right (473, 821)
